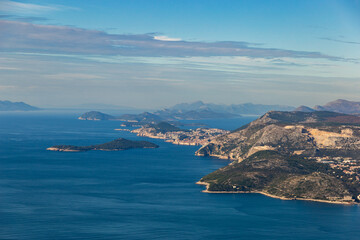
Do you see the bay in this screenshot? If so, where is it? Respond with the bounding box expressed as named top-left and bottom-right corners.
top-left (0, 112), bottom-right (359, 240)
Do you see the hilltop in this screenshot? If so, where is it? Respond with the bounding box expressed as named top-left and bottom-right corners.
top-left (196, 111), bottom-right (360, 204)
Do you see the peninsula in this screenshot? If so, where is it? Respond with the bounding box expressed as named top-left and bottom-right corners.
top-left (47, 138), bottom-right (159, 152)
top-left (131, 122), bottom-right (229, 146)
top-left (196, 111), bottom-right (360, 204)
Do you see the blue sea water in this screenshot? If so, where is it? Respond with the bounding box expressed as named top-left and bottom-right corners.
top-left (0, 111), bottom-right (359, 240)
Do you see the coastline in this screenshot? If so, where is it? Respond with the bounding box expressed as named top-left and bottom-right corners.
top-left (195, 181), bottom-right (357, 205)
top-left (46, 147), bottom-right (81, 152)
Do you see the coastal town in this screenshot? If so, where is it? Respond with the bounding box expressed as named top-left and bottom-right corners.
top-left (315, 157), bottom-right (360, 181)
top-left (131, 124), bottom-right (229, 146)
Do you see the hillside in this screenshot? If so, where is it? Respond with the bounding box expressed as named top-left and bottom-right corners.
top-left (196, 111), bottom-right (360, 203)
top-left (149, 122), bottom-right (183, 133)
top-left (78, 111), bottom-right (116, 120)
top-left (0, 100), bottom-right (39, 111)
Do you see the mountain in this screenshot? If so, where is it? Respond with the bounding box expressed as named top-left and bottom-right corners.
top-left (0, 100), bottom-right (39, 111)
top-left (78, 101), bottom-right (295, 123)
top-left (47, 138), bottom-right (158, 152)
top-left (293, 105), bottom-right (315, 112)
top-left (79, 106), bottom-right (238, 124)
top-left (226, 103), bottom-right (295, 115)
top-left (196, 111), bottom-right (360, 204)
top-left (314, 99), bottom-right (360, 114)
top-left (78, 111), bottom-right (115, 120)
top-left (153, 109), bottom-right (237, 120)
top-left (168, 101), bottom-right (295, 115)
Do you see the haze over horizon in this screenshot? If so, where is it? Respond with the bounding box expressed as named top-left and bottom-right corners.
top-left (1, 0), bottom-right (360, 108)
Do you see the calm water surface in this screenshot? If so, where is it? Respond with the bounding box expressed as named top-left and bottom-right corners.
top-left (0, 112), bottom-right (359, 239)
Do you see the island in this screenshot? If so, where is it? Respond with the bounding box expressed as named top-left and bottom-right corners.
top-left (131, 122), bottom-right (229, 146)
top-left (47, 138), bottom-right (159, 152)
top-left (78, 111), bottom-right (116, 120)
top-left (196, 111), bottom-right (360, 204)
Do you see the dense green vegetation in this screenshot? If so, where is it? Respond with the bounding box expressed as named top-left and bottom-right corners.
top-left (200, 150), bottom-right (360, 202)
top-left (149, 122), bottom-right (184, 133)
top-left (51, 138), bottom-right (159, 151)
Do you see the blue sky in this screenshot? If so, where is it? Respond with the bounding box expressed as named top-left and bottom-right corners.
top-left (0, 0), bottom-right (359, 108)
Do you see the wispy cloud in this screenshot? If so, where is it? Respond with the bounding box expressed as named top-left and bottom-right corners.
top-left (0, 14), bottom-right (50, 22)
top-left (0, 20), bottom-right (343, 60)
top-left (154, 36), bottom-right (182, 41)
top-left (320, 37), bottom-right (360, 45)
top-left (46, 73), bottom-right (104, 80)
top-left (0, 0), bottom-right (58, 14)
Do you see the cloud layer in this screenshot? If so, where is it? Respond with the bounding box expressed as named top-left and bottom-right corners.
top-left (0, 20), bottom-right (341, 60)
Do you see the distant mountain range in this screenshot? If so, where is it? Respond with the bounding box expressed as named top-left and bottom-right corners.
top-left (295, 99), bottom-right (360, 115)
top-left (0, 100), bottom-right (39, 111)
top-left (79, 101), bottom-right (295, 123)
top-left (169, 101), bottom-right (294, 115)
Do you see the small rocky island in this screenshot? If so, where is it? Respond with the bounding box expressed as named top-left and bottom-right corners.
top-left (196, 111), bottom-right (360, 204)
top-left (47, 138), bottom-right (159, 152)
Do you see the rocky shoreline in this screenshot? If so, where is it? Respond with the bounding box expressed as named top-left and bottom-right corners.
top-left (196, 181), bottom-right (357, 205)
top-left (47, 138), bottom-right (159, 152)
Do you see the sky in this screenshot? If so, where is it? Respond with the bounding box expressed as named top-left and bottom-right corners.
top-left (0, 0), bottom-right (360, 108)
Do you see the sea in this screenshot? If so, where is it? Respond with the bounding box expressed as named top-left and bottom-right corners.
top-left (0, 111), bottom-right (359, 240)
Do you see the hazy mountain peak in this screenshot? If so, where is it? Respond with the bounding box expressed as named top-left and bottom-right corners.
top-left (314, 99), bottom-right (360, 114)
top-left (0, 100), bottom-right (39, 111)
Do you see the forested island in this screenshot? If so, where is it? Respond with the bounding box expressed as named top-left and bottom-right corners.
top-left (47, 138), bottom-right (159, 152)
